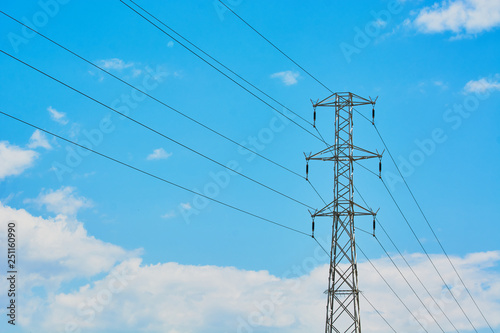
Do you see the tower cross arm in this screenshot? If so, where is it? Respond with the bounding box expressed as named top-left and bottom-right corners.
top-left (305, 144), bottom-right (382, 162)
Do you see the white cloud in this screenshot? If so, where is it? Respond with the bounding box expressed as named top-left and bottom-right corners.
top-left (433, 80), bottom-right (449, 89)
top-left (47, 106), bottom-right (68, 125)
top-left (27, 130), bottom-right (52, 150)
top-left (271, 71), bottom-right (300, 86)
top-left (413, 0), bottom-right (500, 35)
top-left (0, 141), bottom-right (38, 180)
top-left (1, 196), bottom-right (499, 332)
top-left (0, 203), bottom-right (133, 294)
top-left (97, 58), bottom-right (135, 71)
top-left (167, 41), bottom-right (174, 48)
top-left (147, 148), bottom-right (172, 161)
top-left (25, 186), bottom-right (93, 216)
top-left (161, 211), bottom-right (176, 219)
top-left (464, 76), bottom-right (500, 93)
top-left (15, 249), bottom-right (500, 333)
top-left (180, 202), bottom-right (192, 210)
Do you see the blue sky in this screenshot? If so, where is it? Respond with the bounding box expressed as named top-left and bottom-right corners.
top-left (0, 0), bottom-right (499, 332)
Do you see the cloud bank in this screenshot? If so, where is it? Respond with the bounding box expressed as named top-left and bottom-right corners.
top-left (413, 0), bottom-right (500, 36)
top-left (1, 199), bottom-right (499, 333)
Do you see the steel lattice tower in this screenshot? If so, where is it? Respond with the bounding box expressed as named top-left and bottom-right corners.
top-left (306, 92), bottom-right (381, 333)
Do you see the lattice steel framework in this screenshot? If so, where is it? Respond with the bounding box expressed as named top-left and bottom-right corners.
top-left (306, 92), bottom-right (381, 333)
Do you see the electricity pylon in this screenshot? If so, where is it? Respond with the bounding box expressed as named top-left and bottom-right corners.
top-left (306, 92), bottom-right (382, 333)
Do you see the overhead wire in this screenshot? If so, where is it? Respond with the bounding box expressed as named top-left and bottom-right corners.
top-left (380, 177), bottom-right (479, 333)
top-left (127, 0), bottom-right (314, 126)
top-left (370, 233), bottom-right (447, 332)
top-left (306, 115), bottom-right (412, 333)
top-left (1, 9), bottom-right (339, 217)
top-left (0, 49), bottom-right (316, 210)
top-left (217, 4), bottom-right (492, 329)
top-left (309, 113), bottom-right (436, 331)
top-left (217, 0), bottom-right (334, 94)
top-left (354, 151), bottom-right (479, 332)
top-left (0, 6), bottom-right (451, 331)
top-left (119, 1), bottom-right (373, 228)
top-left (0, 109), bottom-right (310, 237)
top-left (119, 1), bottom-right (339, 216)
top-left (373, 124), bottom-right (495, 333)
top-left (360, 292), bottom-right (398, 333)
top-left (118, 0), bottom-right (324, 142)
top-left (0, 10), bottom-right (304, 181)
top-left (1, 109), bottom-right (396, 332)
top-left (7, 2), bottom-right (485, 329)
top-left (355, 185), bottom-right (461, 333)
top-left (357, 245), bottom-right (430, 333)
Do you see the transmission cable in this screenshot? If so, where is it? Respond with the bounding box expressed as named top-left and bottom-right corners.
top-left (127, 0), bottom-right (313, 127)
top-left (355, 185), bottom-right (460, 333)
top-left (0, 109), bottom-right (310, 237)
top-left (310, 128), bottom-right (442, 332)
top-left (117, 1), bottom-right (342, 208)
top-left (0, 49), bottom-right (315, 210)
top-left (351, 101), bottom-right (494, 332)
top-left (380, 177), bottom-right (479, 333)
top-left (218, 0), bottom-right (333, 94)
top-left (0, 10), bottom-right (338, 214)
top-left (118, 0), bottom-right (323, 142)
top-left (356, 156), bottom-right (478, 332)
top-left (1, 109), bottom-right (399, 332)
top-left (357, 245), bottom-right (430, 333)
top-left (372, 234), bottom-right (446, 333)
top-left (0, 10), bottom-right (306, 180)
top-left (360, 292), bottom-right (398, 333)
top-left (373, 123), bottom-right (495, 333)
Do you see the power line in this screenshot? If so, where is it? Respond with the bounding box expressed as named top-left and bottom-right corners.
top-left (218, 0), bottom-right (333, 94)
top-left (356, 153), bottom-right (480, 331)
top-left (0, 109), bottom-right (310, 236)
top-left (116, 1), bottom-right (343, 211)
top-left (118, 0), bottom-right (324, 142)
top-left (190, 3), bottom-right (490, 324)
top-left (376, 219), bottom-right (461, 333)
top-left (373, 124), bottom-right (496, 333)
top-left (312, 100), bottom-right (462, 331)
top-left (1, 8), bottom-right (337, 244)
top-left (357, 245), bottom-right (430, 333)
top-left (120, 0), bottom-right (356, 218)
top-left (360, 292), bottom-right (398, 333)
top-left (205, 7), bottom-right (493, 327)
top-left (0, 9), bottom-right (305, 181)
top-left (0, 8), bottom-right (461, 330)
top-left (127, 0), bottom-right (314, 127)
top-left (355, 185), bottom-right (461, 333)
top-left (353, 110), bottom-right (489, 332)
top-left (8, 2), bottom-right (483, 328)
top-left (380, 178), bottom-right (479, 333)
top-left (351, 104), bottom-right (493, 332)
top-left (2, 108), bottom-right (400, 333)
top-left (1, 10), bottom-right (337, 217)
top-left (0, 49), bottom-right (316, 210)
top-left (372, 234), bottom-right (446, 333)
